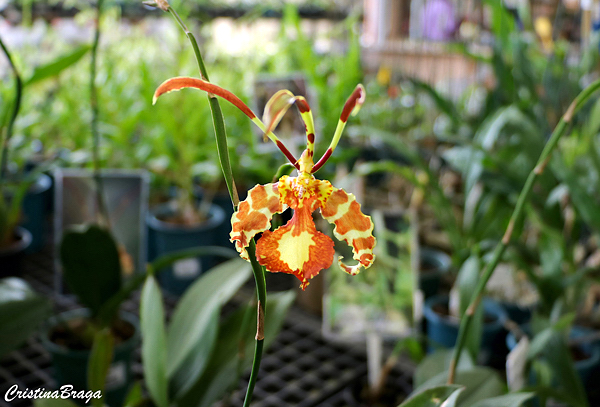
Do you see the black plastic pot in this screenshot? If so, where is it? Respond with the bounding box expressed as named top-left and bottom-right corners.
top-left (147, 203), bottom-right (225, 295)
top-left (423, 295), bottom-right (507, 363)
top-left (21, 173), bottom-right (52, 253)
top-left (41, 309), bottom-right (139, 407)
top-left (418, 248), bottom-right (451, 299)
top-left (0, 227), bottom-right (32, 277)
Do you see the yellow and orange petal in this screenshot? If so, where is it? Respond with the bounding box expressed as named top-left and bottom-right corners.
top-left (255, 204), bottom-right (335, 290)
top-left (230, 183), bottom-right (286, 260)
top-left (321, 188), bottom-right (376, 275)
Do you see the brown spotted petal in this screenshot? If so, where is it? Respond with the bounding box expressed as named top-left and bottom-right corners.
top-left (320, 188), bottom-right (376, 275)
top-left (230, 183), bottom-right (286, 260)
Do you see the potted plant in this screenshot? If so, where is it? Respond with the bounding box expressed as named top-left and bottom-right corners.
top-left (41, 224), bottom-right (140, 407)
top-left (1, 32), bottom-right (91, 266)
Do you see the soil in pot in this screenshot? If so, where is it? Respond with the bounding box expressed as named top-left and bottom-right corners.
top-left (49, 317), bottom-right (135, 351)
top-left (342, 376), bottom-right (409, 407)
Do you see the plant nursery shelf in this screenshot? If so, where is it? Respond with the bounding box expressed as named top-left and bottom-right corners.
top-left (0, 240), bottom-right (414, 407)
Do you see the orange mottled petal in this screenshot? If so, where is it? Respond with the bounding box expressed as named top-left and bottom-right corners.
top-left (321, 188), bottom-right (376, 275)
top-left (255, 204), bottom-right (334, 290)
top-left (230, 183), bottom-right (285, 260)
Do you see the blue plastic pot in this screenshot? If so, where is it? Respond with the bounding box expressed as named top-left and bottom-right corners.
top-left (424, 295), bottom-right (507, 361)
top-left (21, 173), bottom-right (52, 253)
top-left (0, 227), bottom-right (32, 277)
top-left (41, 309), bottom-right (139, 407)
top-left (147, 203), bottom-right (225, 295)
top-left (506, 325), bottom-right (600, 388)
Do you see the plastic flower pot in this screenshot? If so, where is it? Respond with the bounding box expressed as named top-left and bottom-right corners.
top-left (423, 295), bottom-right (507, 361)
top-left (418, 248), bottom-right (451, 299)
top-left (41, 309), bottom-right (139, 407)
top-left (21, 173), bottom-right (52, 253)
top-left (212, 191), bottom-right (237, 249)
top-left (506, 325), bottom-right (600, 388)
top-left (146, 202), bottom-right (225, 295)
top-left (0, 226), bottom-right (32, 277)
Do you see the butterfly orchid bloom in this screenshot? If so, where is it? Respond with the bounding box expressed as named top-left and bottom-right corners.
top-left (153, 78), bottom-right (376, 289)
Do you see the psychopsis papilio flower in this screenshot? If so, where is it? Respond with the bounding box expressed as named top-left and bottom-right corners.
top-left (153, 78), bottom-right (376, 289)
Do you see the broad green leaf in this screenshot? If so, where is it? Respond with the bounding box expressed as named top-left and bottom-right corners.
top-left (165, 258), bottom-right (252, 377)
top-left (170, 306), bottom-right (220, 399)
top-left (178, 290), bottom-right (296, 407)
top-left (398, 385), bottom-right (463, 407)
top-left (416, 367), bottom-right (505, 407)
top-left (470, 392), bottom-right (534, 407)
top-left (140, 276), bottom-right (168, 407)
top-left (0, 278), bottom-right (51, 358)
top-left (414, 349), bottom-right (474, 388)
top-left (60, 225), bottom-right (122, 319)
top-left (87, 328), bottom-right (114, 407)
top-left (25, 45), bottom-right (90, 86)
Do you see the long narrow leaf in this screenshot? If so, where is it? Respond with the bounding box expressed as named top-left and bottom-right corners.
top-left (140, 276), bottom-right (168, 407)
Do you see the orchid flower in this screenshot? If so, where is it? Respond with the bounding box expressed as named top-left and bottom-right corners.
top-left (153, 78), bottom-right (376, 289)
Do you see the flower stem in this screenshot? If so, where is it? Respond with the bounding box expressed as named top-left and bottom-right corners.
top-left (90, 0), bottom-right (110, 228)
top-left (447, 78), bottom-right (600, 384)
top-left (243, 240), bottom-right (267, 407)
top-left (165, 7), bottom-right (264, 405)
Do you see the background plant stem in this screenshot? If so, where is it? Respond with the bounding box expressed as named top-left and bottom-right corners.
top-left (166, 7), bottom-right (265, 405)
top-left (90, 0), bottom-right (110, 227)
top-left (0, 34), bottom-right (22, 182)
top-left (447, 78), bottom-right (600, 384)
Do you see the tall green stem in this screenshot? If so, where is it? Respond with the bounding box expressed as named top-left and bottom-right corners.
top-left (165, 7), bottom-right (264, 405)
top-left (90, 0), bottom-right (109, 227)
top-left (244, 240), bottom-right (267, 407)
top-left (447, 79), bottom-right (600, 384)
top-left (0, 34), bottom-right (22, 182)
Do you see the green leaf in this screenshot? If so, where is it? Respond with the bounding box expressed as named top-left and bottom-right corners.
top-left (0, 277), bottom-right (51, 358)
top-left (60, 225), bottom-right (122, 319)
top-left (140, 276), bottom-right (168, 407)
top-left (97, 273), bottom-right (146, 327)
top-left (165, 258), bottom-right (252, 378)
top-left (123, 382), bottom-right (144, 407)
top-left (170, 306), bottom-right (220, 399)
top-left (397, 385), bottom-right (463, 407)
top-left (539, 333), bottom-right (588, 407)
top-left (149, 246), bottom-right (236, 273)
top-left (178, 290), bottom-right (296, 407)
top-left (455, 254), bottom-right (483, 362)
top-left (24, 45), bottom-right (90, 86)
top-left (87, 328), bottom-right (114, 407)
top-left (33, 399), bottom-right (80, 407)
top-left (416, 366), bottom-right (505, 407)
top-left (414, 349), bottom-right (474, 388)
top-left (469, 393), bottom-right (535, 407)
